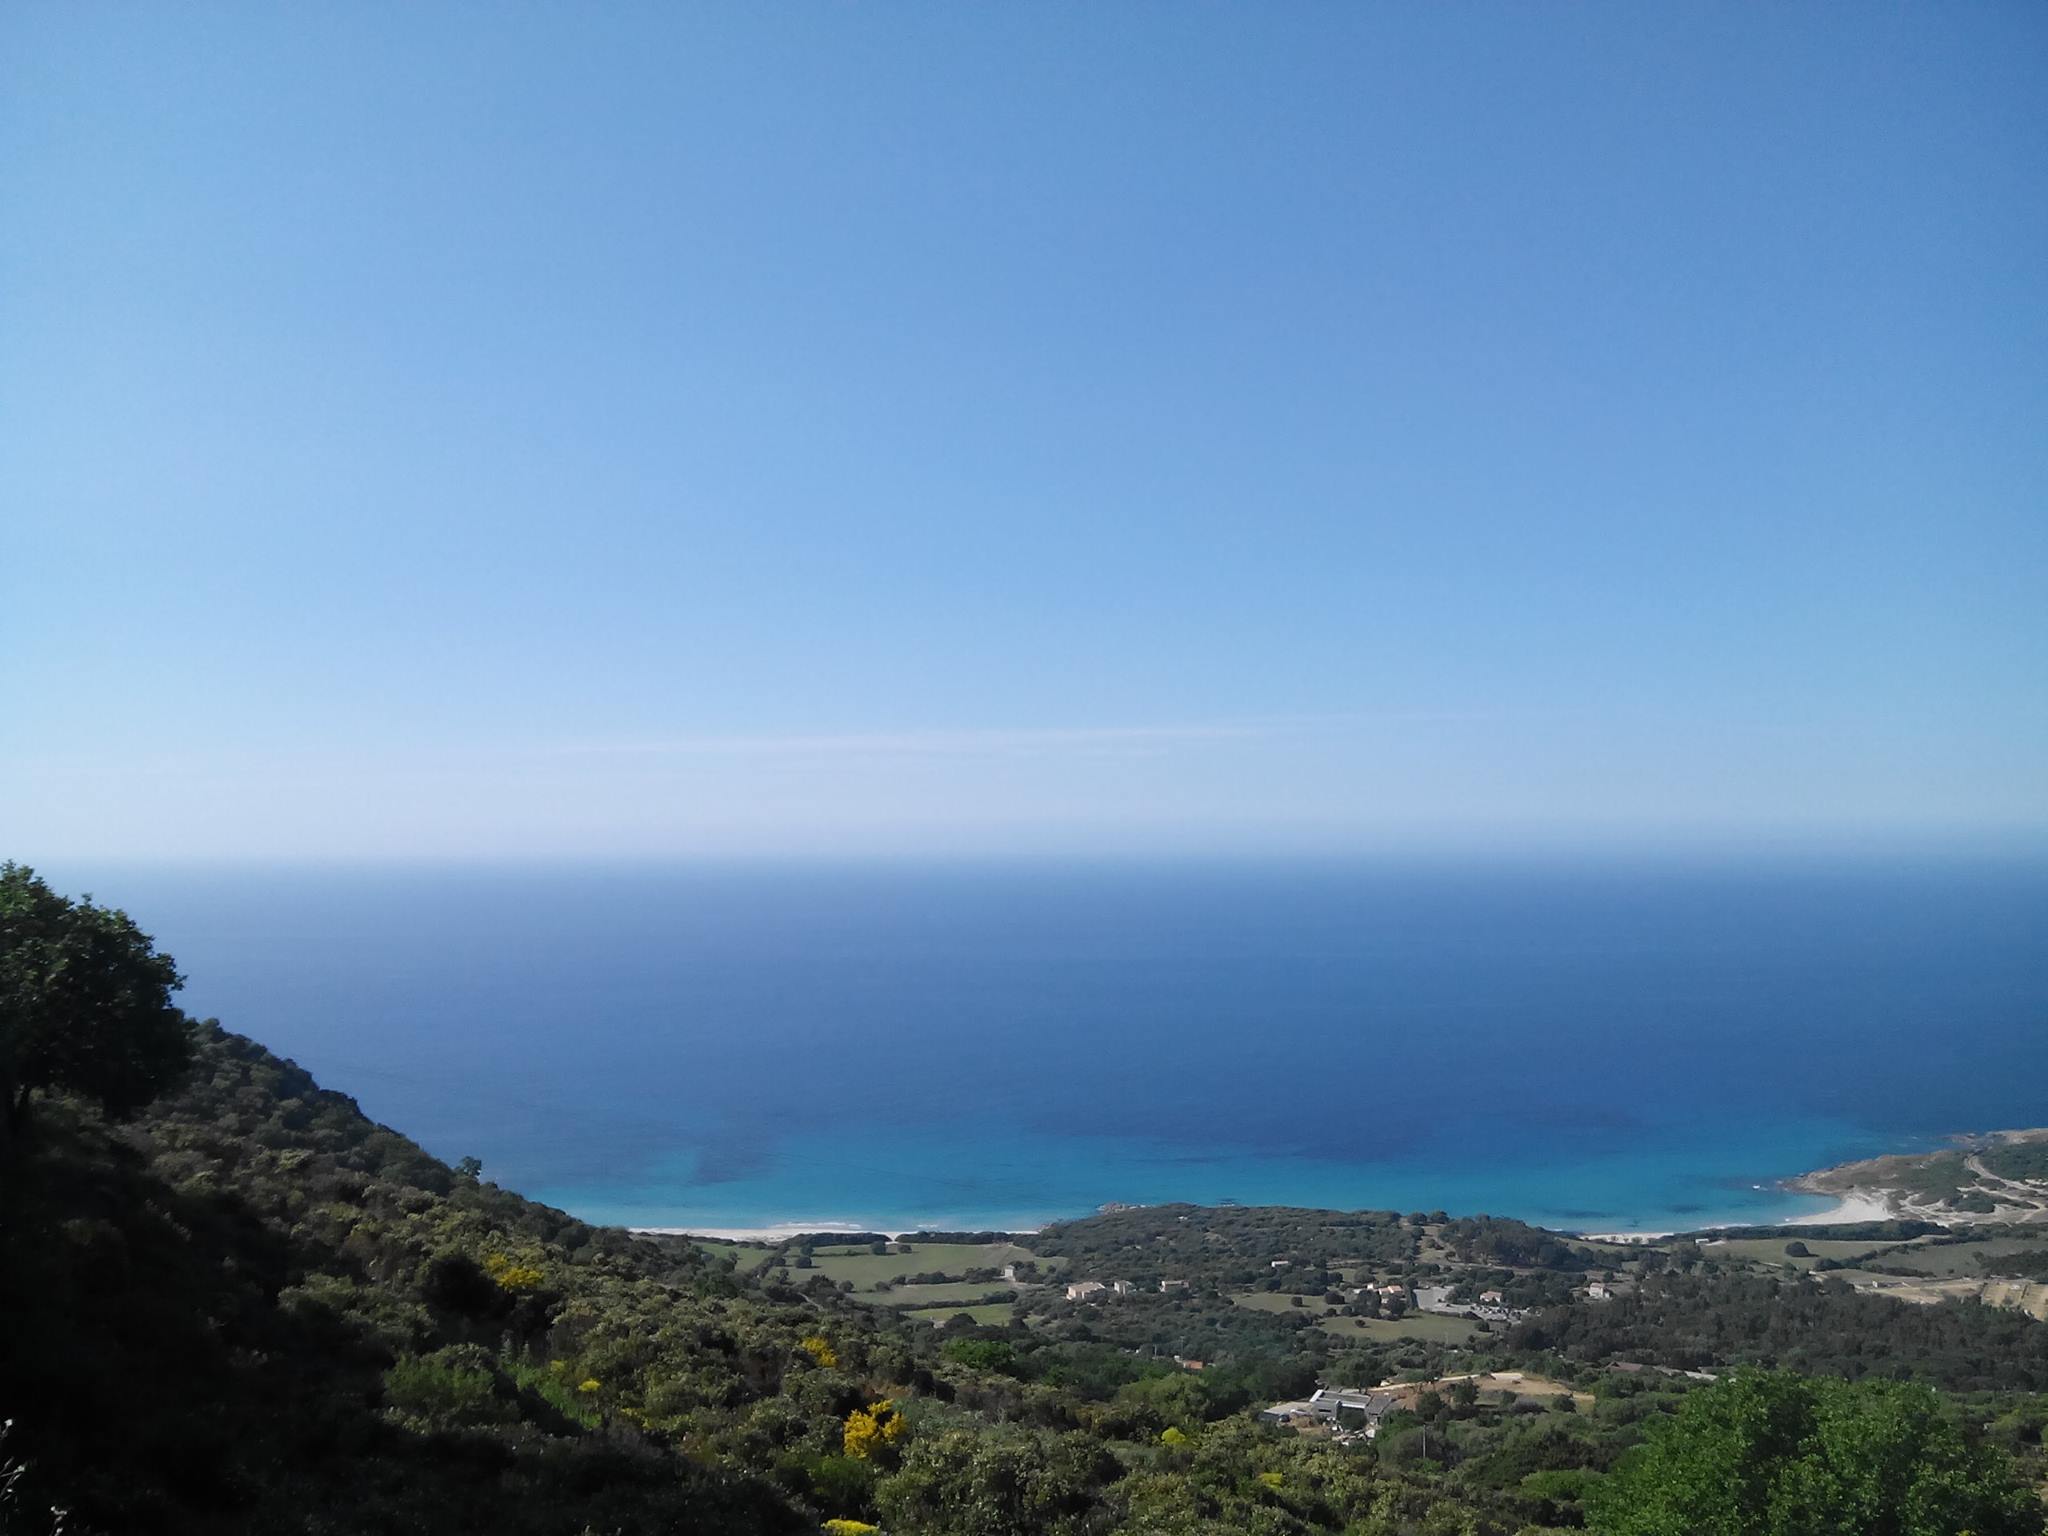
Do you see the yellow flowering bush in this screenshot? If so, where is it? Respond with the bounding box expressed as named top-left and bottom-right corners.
top-left (1160, 1426), bottom-right (1188, 1447)
top-left (798, 1334), bottom-right (839, 1369)
top-left (822, 1522), bottom-right (879, 1535)
top-left (482, 1250), bottom-right (545, 1292)
top-left (841, 1399), bottom-right (906, 1460)
top-left (577, 1378), bottom-right (602, 1395)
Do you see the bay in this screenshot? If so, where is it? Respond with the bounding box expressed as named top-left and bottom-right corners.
top-left (61, 856), bottom-right (2048, 1235)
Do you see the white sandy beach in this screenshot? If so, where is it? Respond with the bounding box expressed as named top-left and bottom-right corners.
top-left (633, 1221), bottom-right (1045, 1242)
top-left (633, 1221), bottom-right (891, 1242)
top-left (1576, 1185), bottom-right (1899, 1241)
top-left (1786, 1190), bottom-right (1896, 1227)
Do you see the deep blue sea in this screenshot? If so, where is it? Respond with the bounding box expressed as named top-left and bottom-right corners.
top-left (58, 858), bottom-right (2048, 1235)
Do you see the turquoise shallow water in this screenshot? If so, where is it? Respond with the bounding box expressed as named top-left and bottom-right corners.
top-left (61, 857), bottom-right (2048, 1235)
top-left (551, 1120), bottom-right (1867, 1235)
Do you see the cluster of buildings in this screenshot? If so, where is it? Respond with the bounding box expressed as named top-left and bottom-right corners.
top-left (1348, 1281), bottom-right (1410, 1303)
top-left (1410, 1284), bottom-right (1529, 1325)
top-left (1064, 1277), bottom-right (1189, 1302)
top-left (1261, 1372), bottom-right (1596, 1440)
top-left (1258, 1387), bottom-right (1402, 1439)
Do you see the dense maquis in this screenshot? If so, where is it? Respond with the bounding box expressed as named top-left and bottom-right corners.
top-left (1, 866), bottom-right (2042, 1535)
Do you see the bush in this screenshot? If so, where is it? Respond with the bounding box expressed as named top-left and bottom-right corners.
top-left (383, 1346), bottom-right (519, 1430)
top-left (421, 1252), bottom-right (503, 1317)
top-left (942, 1338), bottom-right (1020, 1377)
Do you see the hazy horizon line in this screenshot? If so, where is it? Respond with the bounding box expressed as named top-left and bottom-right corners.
top-left (23, 829), bottom-right (2048, 875)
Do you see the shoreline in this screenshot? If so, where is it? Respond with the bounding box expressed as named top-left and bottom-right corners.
top-left (619, 1129), bottom-right (2048, 1244)
top-left (623, 1188), bottom-right (1910, 1246)
top-left (1783, 1189), bottom-right (1898, 1227)
top-left (633, 1221), bottom-right (1047, 1243)
top-left (647, 1204), bottom-right (1887, 1247)
top-left (639, 1194), bottom-right (1871, 1247)
top-left (634, 1222), bottom-right (889, 1243)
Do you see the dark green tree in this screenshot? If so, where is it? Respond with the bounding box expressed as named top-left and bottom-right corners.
top-left (1588, 1368), bottom-right (2042, 1536)
top-left (0, 863), bottom-right (191, 1138)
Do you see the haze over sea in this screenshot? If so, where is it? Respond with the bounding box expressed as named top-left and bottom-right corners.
top-left (62, 855), bottom-right (2048, 1236)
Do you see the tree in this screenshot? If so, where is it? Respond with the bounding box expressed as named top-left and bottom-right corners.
top-left (0, 863), bottom-right (192, 1138)
top-left (942, 1338), bottom-right (1020, 1377)
top-left (1587, 1369), bottom-right (2043, 1536)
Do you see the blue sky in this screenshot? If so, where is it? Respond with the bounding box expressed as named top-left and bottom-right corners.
top-left (4, 4), bottom-right (2044, 859)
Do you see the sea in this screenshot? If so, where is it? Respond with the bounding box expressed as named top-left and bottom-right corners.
top-left (54, 856), bottom-right (2048, 1237)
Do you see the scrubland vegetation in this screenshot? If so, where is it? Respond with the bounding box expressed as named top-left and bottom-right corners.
top-left (3, 863), bottom-right (2044, 1534)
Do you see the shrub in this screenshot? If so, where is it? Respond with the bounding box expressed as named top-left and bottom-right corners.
top-left (941, 1338), bottom-right (1019, 1376)
top-left (420, 1252), bottom-right (502, 1316)
top-left (843, 1401), bottom-right (907, 1462)
top-left (483, 1250), bottom-right (545, 1291)
top-left (383, 1346), bottom-right (518, 1430)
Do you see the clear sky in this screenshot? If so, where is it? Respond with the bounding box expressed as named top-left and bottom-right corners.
top-left (5, 4), bottom-right (2044, 861)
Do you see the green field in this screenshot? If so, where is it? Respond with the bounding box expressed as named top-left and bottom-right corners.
top-left (1706, 1237), bottom-right (1910, 1271)
top-left (1230, 1291), bottom-right (1319, 1315)
top-left (1862, 1237), bottom-right (2048, 1278)
top-left (1704, 1234), bottom-right (2045, 1279)
top-left (799, 1241), bottom-right (1052, 1292)
top-left (1229, 1292), bottom-right (1480, 1344)
top-left (904, 1303), bottom-right (1017, 1327)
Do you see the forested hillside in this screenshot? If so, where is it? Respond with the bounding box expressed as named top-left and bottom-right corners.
top-left (0, 1023), bottom-right (1538, 1534)
top-left (2, 867), bottom-right (2043, 1535)
top-left (1, 1024), bottom-right (820, 1531)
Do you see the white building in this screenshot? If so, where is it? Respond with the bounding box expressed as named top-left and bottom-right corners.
top-left (1259, 1388), bottom-right (1404, 1438)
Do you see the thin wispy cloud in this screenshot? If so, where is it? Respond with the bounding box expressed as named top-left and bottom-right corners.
top-left (546, 713), bottom-right (1531, 762)
top-left (0, 711), bottom-right (1527, 783)
top-left (548, 722), bottom-right (1265, 761)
